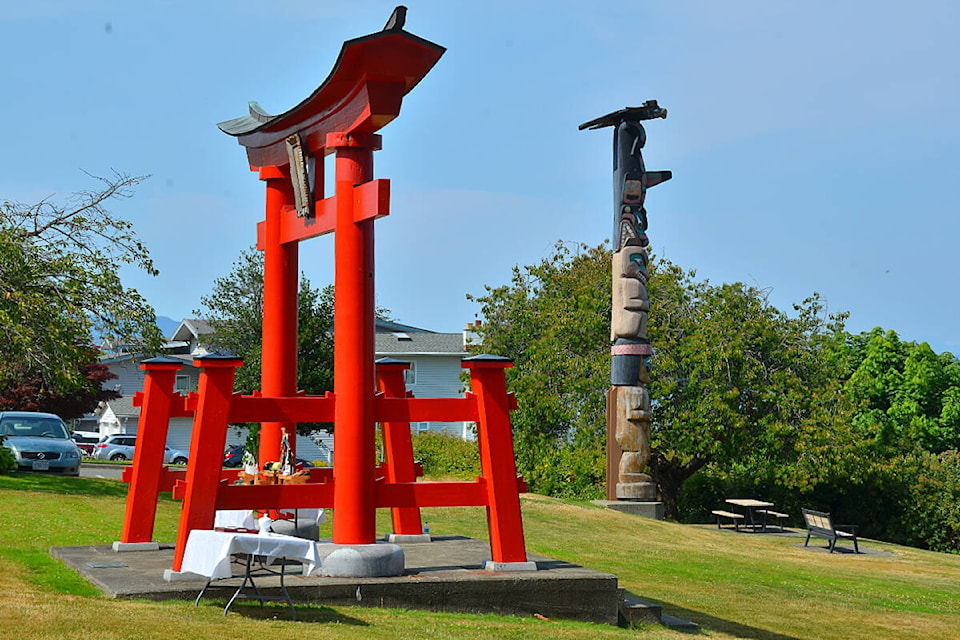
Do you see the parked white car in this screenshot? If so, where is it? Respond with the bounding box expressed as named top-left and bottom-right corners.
top-left (92, 434), bottom-right (189, 465)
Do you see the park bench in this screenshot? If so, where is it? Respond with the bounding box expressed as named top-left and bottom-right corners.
top-left (756, 509), bottom-right (789, 532)
top-left (801, 508), bottom-right (860, 553)
top-left (711, 510), bottom-right (745, 531)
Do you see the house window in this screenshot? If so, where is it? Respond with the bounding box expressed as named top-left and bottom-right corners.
top-left (175, 375), bottom-right (193, 393)
top-left (403, 362), bottom-right (416, 385)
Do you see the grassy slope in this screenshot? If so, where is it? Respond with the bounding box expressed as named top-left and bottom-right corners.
top-left (0, 473), bottom-right (957, 640)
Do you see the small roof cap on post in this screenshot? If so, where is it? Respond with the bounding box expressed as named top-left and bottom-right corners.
top-left (139, 355), bottom-right (185, 370)
top-left (462, 354), bottom-right (514, 369)
top-left (376, 357), bottom-right (411, 367)
top-left (193, 352), bottom-right (244, 366)
top-left (141, 355), bottom-right (185, 365)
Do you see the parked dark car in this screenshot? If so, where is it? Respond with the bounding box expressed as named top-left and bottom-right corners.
top-left (223, 444), bottom-right (247, 468)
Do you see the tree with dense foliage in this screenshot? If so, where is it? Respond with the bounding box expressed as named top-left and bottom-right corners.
top-left (0, 172), bottom-right (162, 409)
top-left (470, 239), bottom-right (960, 550)
top-left (468, 242), bottom-right (610, 498)
top-left (469, 241), bottom-right (847, 514)
top-left (845, 328), bottom-right (960, 454)
top-left (645, 262), bottom-right (852, 518)
top-left (195, 246), bottom-right (337, 430)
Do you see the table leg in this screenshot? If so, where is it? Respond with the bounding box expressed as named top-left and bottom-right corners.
top-left (195, 579), bottom-right (213, 607)
top-left (224, 554), bottom-right (262, 616)
top-left (194, 554), bottom-right (298, 620)
top-left (278, 560), bottom-right (296, 620)
top-left (221, 555), bottom-right (297, 620)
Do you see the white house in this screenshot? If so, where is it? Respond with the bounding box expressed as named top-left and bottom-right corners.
top-left (374, 320), bottom-right (472, 439)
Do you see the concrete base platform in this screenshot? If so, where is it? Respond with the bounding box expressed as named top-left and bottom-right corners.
top-left (51, 535), bottom-right (628, 625)
top-left (593, 500), bottom-right (664, 520)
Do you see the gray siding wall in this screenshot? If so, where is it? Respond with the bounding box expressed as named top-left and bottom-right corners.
top-left (108, 361), bottom-right (145, 396)
top-left (405, 355), bottom-right (471, 439)
top-left (406, 356), bottom-right (463, 398)
top-left (106, 361), bottom-right (200, 396)
top-left (165, 418), bottom-right (196, 451)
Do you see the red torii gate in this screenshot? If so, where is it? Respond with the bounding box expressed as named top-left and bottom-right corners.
top-left (117, 8), bottom-right (534, 576)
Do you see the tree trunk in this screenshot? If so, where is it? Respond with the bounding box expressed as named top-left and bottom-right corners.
top-left (649, 450), bottom-right (709, 521)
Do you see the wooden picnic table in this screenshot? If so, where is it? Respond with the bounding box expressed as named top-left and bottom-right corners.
top-left (725, 499), bottom-right (774, 530)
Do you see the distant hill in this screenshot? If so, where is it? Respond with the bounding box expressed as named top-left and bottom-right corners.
top-left (156, 315), bottom-right (180, 339)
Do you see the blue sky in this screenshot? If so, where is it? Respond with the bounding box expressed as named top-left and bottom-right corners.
top-left (3, 1), bottom-right (959, 355)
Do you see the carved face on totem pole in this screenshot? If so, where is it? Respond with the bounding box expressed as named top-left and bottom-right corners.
top-left (611, 246), bottom-right (650, 343)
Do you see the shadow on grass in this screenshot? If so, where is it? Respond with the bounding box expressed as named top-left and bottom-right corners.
top-left (0, 472), bottom-right (128, 497)
top-left (625, 591), bottom-right (801, 640)
top-left (215, 600), bottom-right (370, 625)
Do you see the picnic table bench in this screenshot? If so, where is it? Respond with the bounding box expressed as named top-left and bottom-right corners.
top-left (756, 509), bottom-right (789, 532)
top-left (711, 510), bottom-right (745, 531)
top-left (801, 508), bottom-right (860, 553)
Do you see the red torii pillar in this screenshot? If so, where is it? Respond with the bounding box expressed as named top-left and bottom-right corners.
top-left (259, 166), bottom-right (298, 465)
top-left (330, 132), bottom-right (378, 543)
top-left (116, 356), bottom-right (183, 547)
top-left (376, 358), bottom-right (425, 537)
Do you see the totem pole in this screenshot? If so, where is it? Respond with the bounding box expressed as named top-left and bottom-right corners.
top-left (580, 101), bottom-right (671, 501)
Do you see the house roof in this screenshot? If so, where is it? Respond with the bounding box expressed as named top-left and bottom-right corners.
top-left (374, 319), bottom-right (434, 334)
top-left (102, 396), bottom-right (140, 419)
top-left (98, 352), bottom-right (199, 368)
top-left (101, 317), bottom-right (461, 363)
top-left (375, 332), bottom-right (466, 356)
top-left (171, 318), bottom-right (214, 342)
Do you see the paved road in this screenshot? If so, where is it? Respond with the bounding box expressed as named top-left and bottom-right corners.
top-left (80, 462), bottom-right (126, 479)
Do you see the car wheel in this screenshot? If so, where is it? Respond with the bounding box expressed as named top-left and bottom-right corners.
top-left (173, 457), bottom-right (188, 465)
top-left (110, 452), bottom-right (127, 461)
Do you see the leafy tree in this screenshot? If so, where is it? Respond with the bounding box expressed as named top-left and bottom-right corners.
top-left (646, 262), bottom-right (845, 519)
top-left (470, 241), bottom-right (845, 513)
top-left (902, 449), bottom-right (960, 553)
top-left (467, 241), bottom-right (610, 498)
top-left (195, 246), bottom-right (337, 431)
top-left (0, 349), bottom-right (120, 419)
top-left (0, 172), bottom-right (162, 403)
top-left (845, 328), bottom-right (960, 454)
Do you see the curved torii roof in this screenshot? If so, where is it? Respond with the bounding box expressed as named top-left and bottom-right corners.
top-left (218, 7), bottom-right (445, 169)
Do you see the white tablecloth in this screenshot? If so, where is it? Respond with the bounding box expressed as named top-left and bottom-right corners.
top-left (181, 529), bottom-right (320, 580)
top-left (213, 510), bottom-right (257, 531)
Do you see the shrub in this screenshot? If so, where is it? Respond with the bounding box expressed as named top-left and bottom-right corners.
top-left (902, 450), bottom-right (960, 553)
top-left (520, 434), bottom-right (606, 500)
top-left (411, 431), bottom-right (480, 479)
top-left (0, 437), bottom-right (15, 473)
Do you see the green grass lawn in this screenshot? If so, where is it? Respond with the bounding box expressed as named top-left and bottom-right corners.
top-left (1, 472), bottom-right (958, 639)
